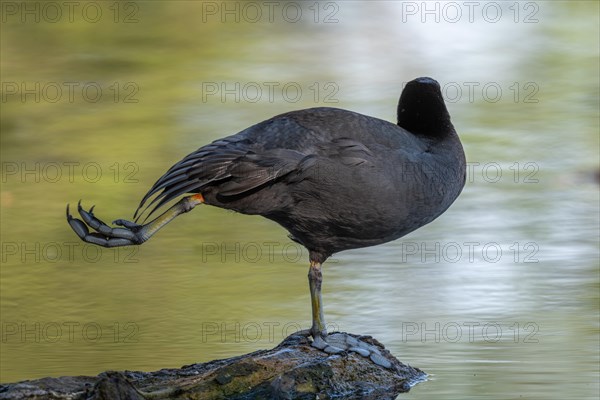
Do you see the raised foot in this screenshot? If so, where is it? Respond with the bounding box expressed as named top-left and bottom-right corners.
top-left (310, 332), bottom-right (393, 369)
top-left (66, 201), bottom-right (144, 248)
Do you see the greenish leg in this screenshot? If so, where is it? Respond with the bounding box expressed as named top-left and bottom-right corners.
top-left (309, 260), bottom-right (327, 339)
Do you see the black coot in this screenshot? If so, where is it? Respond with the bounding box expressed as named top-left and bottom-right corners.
top-left (67, 77), bottom-right (466, 356)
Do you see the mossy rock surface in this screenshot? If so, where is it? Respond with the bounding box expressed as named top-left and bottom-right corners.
top-left (0, 333), bottom-right (426, 400)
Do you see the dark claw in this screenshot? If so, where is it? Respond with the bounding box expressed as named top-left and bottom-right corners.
top-left (66, 201), bottom-right (141, 247)
top-left (78, 202), bottom-right (112, 235)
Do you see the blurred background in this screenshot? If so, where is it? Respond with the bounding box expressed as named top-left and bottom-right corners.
top-left (1, 1), bottom-right (598, 398)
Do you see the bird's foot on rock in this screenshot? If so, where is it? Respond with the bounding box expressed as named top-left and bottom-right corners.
top-left (310, 332), bottom-right (392, 369)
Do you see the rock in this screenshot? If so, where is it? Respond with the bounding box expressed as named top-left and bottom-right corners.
top-left (0, 332), bottom-right (426, 399)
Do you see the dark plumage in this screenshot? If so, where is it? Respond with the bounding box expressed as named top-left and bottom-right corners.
top-left (67, 77), bottom-right (466, 350)
top-left (135, 77), bottom-right (466, 263)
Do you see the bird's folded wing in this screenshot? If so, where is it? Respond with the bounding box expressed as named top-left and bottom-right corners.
top-left (134, 135), bottom-right (375, 221)
top-left (134, 139), bottom-right (306, 221)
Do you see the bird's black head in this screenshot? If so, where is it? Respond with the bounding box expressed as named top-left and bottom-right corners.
top-left (397, 77), bottom-right (454, 138)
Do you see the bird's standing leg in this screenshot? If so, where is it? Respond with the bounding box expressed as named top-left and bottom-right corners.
top-left (307, 260), bottom-right (394, 368)
top-left (309, 260), bottom-right (327, 340)
top-left (67, 194), bottom-right (204, 247)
